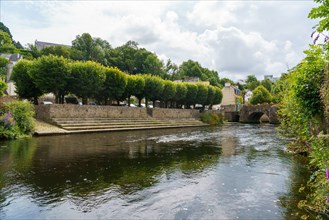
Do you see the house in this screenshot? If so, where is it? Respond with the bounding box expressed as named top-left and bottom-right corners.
top-left (35, 40), bottom-right (71, 51)
top-left (0, 53), bottom-right (23, 96)
top-left (221, 82), bottom-right (242, 110)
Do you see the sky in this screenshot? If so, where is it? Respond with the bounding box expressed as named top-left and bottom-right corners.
top-left (0, 0), bottom-right (319, 81)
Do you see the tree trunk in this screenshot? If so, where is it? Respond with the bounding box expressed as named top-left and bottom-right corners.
top-left (128, 95), bottom-right (131, 107)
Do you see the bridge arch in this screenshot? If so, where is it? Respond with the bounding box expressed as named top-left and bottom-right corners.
top-left (239, 104), bottom-right (278, 124)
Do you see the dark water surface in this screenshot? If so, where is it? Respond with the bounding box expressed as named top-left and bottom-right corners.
top-left (0, 123), bottom-right (309, 219)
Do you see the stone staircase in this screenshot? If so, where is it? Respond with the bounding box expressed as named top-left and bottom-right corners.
top-left (50, 117), bottom-right (208, 133)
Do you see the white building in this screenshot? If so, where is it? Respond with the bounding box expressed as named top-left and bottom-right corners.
top-left (0, 53), bottom-right (23, 96)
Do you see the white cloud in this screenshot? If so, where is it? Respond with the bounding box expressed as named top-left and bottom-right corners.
top-left (2, 0), bottom-right (318, 82)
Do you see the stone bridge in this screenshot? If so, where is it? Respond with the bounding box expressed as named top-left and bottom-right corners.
top-left (239, 104), bottom-right (279, 124)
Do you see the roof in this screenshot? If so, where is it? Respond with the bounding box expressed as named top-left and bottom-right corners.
top-left (35, 40), bottom-right (71, 51)
top-left (0, 53), bottom-right (22, 62)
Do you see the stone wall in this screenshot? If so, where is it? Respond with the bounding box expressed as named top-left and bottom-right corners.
top-left (150, 108), bottom-right (201, 119)
top-left (34, 104), bottom-right (202, 122)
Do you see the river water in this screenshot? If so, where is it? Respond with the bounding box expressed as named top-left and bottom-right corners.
top-left (0, 123), bottom-right (310, 219)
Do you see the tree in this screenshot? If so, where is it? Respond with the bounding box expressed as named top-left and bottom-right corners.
top-left (260, 78), bottom-right (273, 93)
top-left (0, 31), bottom-right (17, 54)
top-left (196, 83), bottom-right (208, 108)
top-left (165, 59), bottom-right (179, 79)
top-left (161, 80), bottom-right (176, 107)
top-left (125, 75), bottom-right (145, 106)
top-left (184, 83), bottom-right (198, 108)
top-left (30, 55), bottom-right (70, 104)
top-left (206, 85), bottom-right (215, 107)
top-left (178, 60), bottom-right (203, 79)
top-left (72, 33), bottom-right (112, 65)
top-left (11, 59), bottom-right (43, 104)
top-left (103, 67), bottom-right (127, 105)
top-left (213, 87), bottom-right (223, 105)
top-left (308, 0), bottom-right (329, 32)
top-left (173, 82), bottom-right (187, 108)
top-left (0, 79), bottom-right (7, 96)
top-left (143, 75), bottom-right (164, 107)
top-left (0, 56), bottom-right (9, 81)
top-left (69, 61), bottom-right (105, 104)
top-left (41, 46), bottom-right (71, 59)
top-left (245, 74), bottom-right (260, 91)
top-left (249, 85), bottom-right (272, 105)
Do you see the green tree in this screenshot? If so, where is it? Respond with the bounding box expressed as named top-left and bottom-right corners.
top-left (41, 46), bottom-right (71, 59)
top-left (308, 0), bottom-right (329, 32)
top-left (260, 78), bottom-right (273, 93)
top-left (69, 61), bottom-right (105, 104)
top-left (0, 31), bottom-right (17, 54)
top-left (206, 85), bottom-right (215, 107)
top-left (11, 59), bottom-right (43, 104)
top-left (30, 55), bottom-right (71, 104)
top-left (249, 85), bottom-right (272, 105)
top-left (213, 87), bottom-right (223, 105)
top-left (179, 60), bottom-right (203, 79)
top-left (143, 75), bottom-right (164, 107)
top-left (173, 82), bottom-right (187, 108)
top-left (184, 83), bottom-right (198, 108)
top-left (245, 74), bottom-right (260, 91)
top-left (103, 67), bottom-right (127, 105)
top-left (125, 75), bottom-right (145, 107)
top-left (161, 80), bottom-right (176, 108)
top-left (0, 79), bottom-right (7, 96)
top-left (72, 33), bottom-right (112, 65)
top-left (0, 56), bottom-right (9, 81)
top-left (196, 83), bottom-right (208, 107)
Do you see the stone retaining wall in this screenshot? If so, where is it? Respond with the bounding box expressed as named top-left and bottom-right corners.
top-left (35, 104), bottom-right (202, 122)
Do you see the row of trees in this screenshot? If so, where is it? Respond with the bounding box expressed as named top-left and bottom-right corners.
top-left (11, 55), bottom-right (223, 109)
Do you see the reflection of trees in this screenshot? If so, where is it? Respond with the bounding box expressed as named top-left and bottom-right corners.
top-left (278, 155), bottom-right (311, 220)
top-left (0, 133), bottom-right (221, 207)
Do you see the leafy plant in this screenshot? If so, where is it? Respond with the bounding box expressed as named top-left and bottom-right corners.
top-left (200, 112), bottom-right (224, 125)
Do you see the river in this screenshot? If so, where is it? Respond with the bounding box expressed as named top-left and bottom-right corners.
top-left (0, 123), bottom-right (310, 219)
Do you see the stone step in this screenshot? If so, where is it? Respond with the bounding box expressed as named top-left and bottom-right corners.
top-left (62, 123), bottom-right (204, 131)
top-left (64, 124), bottom-right (208, 133)
top-left (50, 117), bottom-right (207, 132)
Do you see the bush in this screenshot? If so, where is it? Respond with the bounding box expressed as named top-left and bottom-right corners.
top-left (1, 101), bottom-right (35, 137)
top-left (250, 85), bottom-right (272, 105)
top-left (0, 112), bottom-right (20, 139)
top-left (200, 112), bottom-right (224, 125)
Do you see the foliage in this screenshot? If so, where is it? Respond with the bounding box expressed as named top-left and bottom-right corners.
top-left (0, 56), bottom-right (8, 81)
top-left (196, 83), bottom-right (208, 106)
top-left (200, 112), bottom-right (224, 125)
top-left (184, 83), bottom-right (198, 107)
top-left (261, 78), bottom-right (273, 93)
top-left (0, 101), bottom-right (35, 139)
top-left (103, 67), bottom-right (127, 104)
top-left (249, 85), bottom-right (272, 105)
top-left (0, 31), bottom-right (17, 54)
top-left (69, 61), bottom-right (105, 104)
top-left (143, 75), bottom-right (164, 106)
top-left (0, 111), bottom-right (20, 139)
top-left (11, 59), bottom-right (43, 104)
top-left (4, 101), bottom-right (35, 135)
top-left (72, 33), bottom-right (112, 65)
top-left (213, 87), bottom-right (223, 105)
top-left (161, 80), bottom-right (176, 104)
top-left (125, 74), bottom-right (145, 106)
top-left (308, 0), bottom-right (329, 32)
top-left (173, 82), bottom-right (187, 106)
top-left (30, 55), bottom-right (71, 104)
top-left (0, 79), bottom-right (7, 96)
top-left (245, 74), bottom-right (260, 91)
top-left (41, 46), bottom-right (71, 59)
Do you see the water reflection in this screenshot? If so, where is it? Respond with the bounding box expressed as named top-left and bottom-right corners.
top-left (0, 124), bottom-right (310, 219)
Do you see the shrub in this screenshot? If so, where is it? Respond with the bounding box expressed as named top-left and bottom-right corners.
top-left (0, 112), bottom-right (20, 139)
top-left (3, 101), bottom-right (35, 135)
top-left (250, 85), bottom-right (272, 105)
top-left (200, 112), bottom-right (224, 125)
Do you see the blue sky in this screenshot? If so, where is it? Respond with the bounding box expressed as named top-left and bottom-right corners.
top-left (1, 0), bottom-right (318, 81)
